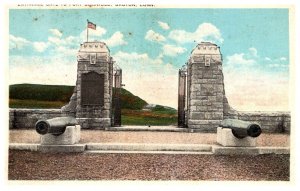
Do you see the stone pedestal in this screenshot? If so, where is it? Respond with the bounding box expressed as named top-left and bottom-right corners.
top-left (40, 125), bottom-right (81, 145)
top-left (38, 125), bottom-right (84, 152)
top-left (216, 127), bottom-right (256, 147)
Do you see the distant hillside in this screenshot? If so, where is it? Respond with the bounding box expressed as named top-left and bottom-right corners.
top-left (9, 84), bottom-right (147, 110)
top-left (119, 88), bottom-right (147, 110)
top-left (9, 84), bottom-right (74, 102)
top-left (143, 104), bottom-right (177, 112)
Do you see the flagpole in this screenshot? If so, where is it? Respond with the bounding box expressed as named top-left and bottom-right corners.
top-left (87, 20), bottom-right (89, 42)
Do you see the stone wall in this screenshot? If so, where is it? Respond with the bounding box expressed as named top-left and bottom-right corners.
top-left (237, 111), bottom-right (291, 133)
top-left (9, 109), bottom-right (64, 129)
top-left (9, 109), bottom-right (290, 133)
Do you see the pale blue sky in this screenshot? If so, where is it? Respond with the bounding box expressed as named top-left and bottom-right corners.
top-left (10, 9), bottom-right (289, 67)
top-left (9, 8), bottom-right (290, 110)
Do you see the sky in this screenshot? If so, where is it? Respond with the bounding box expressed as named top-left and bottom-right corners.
top-left (9, 8), bottom-right (290, 111)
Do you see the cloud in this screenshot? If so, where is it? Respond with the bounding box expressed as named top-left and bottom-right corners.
top-left (162, 44), bottom-right (187, 57)
top-left (225, 53), bottom-right (256, 65)
top-left (48, 35), bottom-right (79, 48)
top-left (113, 51), bottom-right (163, 68)
top-left (49, 29), bottom-right (62, 37)
top-left (33, 42), bottom-right (48, 52)
top-left (104, 31), bottom-right (127, 47)
top-left (168, 23), bottom-right (223, 44)
top-left (9, 35), bottom-right (30, 50)
top-left (265, 57), bottom-right (271, 61)
top-left (263, 56), bottom-right (288, 68)
top-left (10, 33), bottom-right (76, 54)
top-left (268, 63), bottom-right (288, 68)
top-left (158, 21), bottom-right (170, 30)
top-left (53, 46), bottom-right (78, 56)
top-left (280, 57), bottom-right (287, 61)
top-left (145, 30), bottom-right (166, 43)
top-left (248, 47), bottom-right (258, 57)
top-left (80, 26), bottom-right (107, 41)
top-left (48, 36), bottom-right (61, 45)
top-left (46, 35), bottom-right (79, 57)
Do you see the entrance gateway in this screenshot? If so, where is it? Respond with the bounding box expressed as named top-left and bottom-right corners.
top-left (61, 41), bottom-right (236, 131)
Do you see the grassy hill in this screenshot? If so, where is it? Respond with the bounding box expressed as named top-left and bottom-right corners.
top-left (9, 84), bottom-right (147, 110)
top-left (119, 88), bottom-right (147, 110)
top-left (9, 84), bottom-right (74, 102)
top-left (9, 84), bottom-right (177, 125)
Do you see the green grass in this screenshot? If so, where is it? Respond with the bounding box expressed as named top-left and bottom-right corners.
top-left (121, 115), bottom-right (177, 126)
top-left (9, 84), bottom-right (74, 102)
top-left (121, 109), bottom-right (177, 126)
top-left (151, 105), bottom-right (177, 115)
top-left (9, 99), bottom-right (67, 109)
top-left (118, 88), bottom-right (147, 110)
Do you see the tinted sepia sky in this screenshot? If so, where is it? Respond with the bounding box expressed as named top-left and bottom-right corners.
top-left (9, 8), bottom-right (290, 111)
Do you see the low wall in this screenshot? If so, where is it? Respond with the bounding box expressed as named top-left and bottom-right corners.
top-left (9, 109), bottom-right (291, 133)
top-left (237, 111), bottom-right (291, 133)
top-left (9, 109), bottom-right (64, 129)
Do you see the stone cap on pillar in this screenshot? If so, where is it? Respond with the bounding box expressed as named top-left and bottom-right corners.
top-left (190, 42), bottom-right (222, 63)
top-left (77, 41), bottom-right (111, 62)
top-left (191, 42), bottom-right (220, 55)
top-left (79, 41), bottom-right (110, 53)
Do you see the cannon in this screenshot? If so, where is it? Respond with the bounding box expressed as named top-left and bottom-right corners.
top-left (35, 117), bottom-right (78, 136)
top-left (220, 119), bottom-right (262, 139)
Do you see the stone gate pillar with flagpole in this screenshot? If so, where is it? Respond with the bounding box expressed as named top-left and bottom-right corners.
top-left (61, 20), bottom-right (118, 129)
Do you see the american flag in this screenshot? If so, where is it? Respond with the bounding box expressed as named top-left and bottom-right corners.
top-left (87, 20), bottom-right (96, 30)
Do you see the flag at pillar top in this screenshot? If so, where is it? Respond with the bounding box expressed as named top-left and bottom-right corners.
top-left (87, 20), bottom-right (96, 30)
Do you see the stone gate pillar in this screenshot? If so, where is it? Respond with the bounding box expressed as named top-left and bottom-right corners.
top-left (186, 42), bottom-right (236, 132)
top-left (112, 68), bottom-right (122, 127)
top-left (62, 41), bottom-right (114, 129)
top-left (178, 67), bottom-right (187, 127)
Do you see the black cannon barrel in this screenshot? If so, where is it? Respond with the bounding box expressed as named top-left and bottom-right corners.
top-left (220, 119), bottom-right (262, 139)
top-left (35, 117), bottom-right (78, 136)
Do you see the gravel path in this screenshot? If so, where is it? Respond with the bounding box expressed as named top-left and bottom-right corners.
top-left (8, 150), bottom-right (289, 180)
top-left (9, 129), bottom-right (290, 147)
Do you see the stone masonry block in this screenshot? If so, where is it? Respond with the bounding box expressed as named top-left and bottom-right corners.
top-left (189, 119), bottom-right (222, 126)
top-left (189, 106), bottom-right (197, 111)
top-left (217, 127), bottom-right (256, 147)
top-left (204, 112), bottom-right (212, 119)
top-left (196, 106), bottom-right (207, 111)
top-left (208, 96), bottom-right (217, 102)
top-left (190, 84), bottom-right (201, 91)
top-left (211, 112), bottom-right (223, 119)
top-left (190, 100), bottom-right (202, 106)
top-left (202, 70), bottom-right (213, 78)
top-left (77, 118), bottom-right (111, 129)
top-left (190, 92), bottom-right (197, 98)
top-left (191, 112), bottom-right (205, 119)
